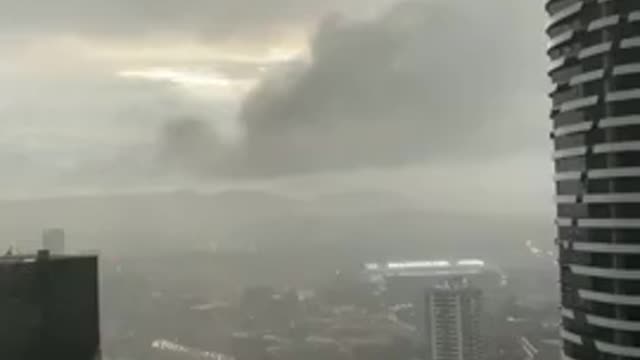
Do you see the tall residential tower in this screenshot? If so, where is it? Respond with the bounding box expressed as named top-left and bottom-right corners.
top-left (424, 281), bottom-right (484, 360)
top-left (547, 1), bottom-right (640, 359)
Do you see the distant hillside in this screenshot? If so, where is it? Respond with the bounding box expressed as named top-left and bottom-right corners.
top-left (0, 189), bottom-right (553, 268)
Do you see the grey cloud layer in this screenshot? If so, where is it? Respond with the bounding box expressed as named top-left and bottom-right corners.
top-left (2, 0), bottom-right (390, 40)
top-left (156, 0), bottom-right (549, 177)
top-left (0, 0), bottom-right (550, 186)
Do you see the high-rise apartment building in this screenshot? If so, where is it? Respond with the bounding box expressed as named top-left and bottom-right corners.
top-left (547, 1), bottom-right (640, 359)
top-left (0, 251), bottom-right (100, 360)
top-left (424, 281), bottom-right (484, 360)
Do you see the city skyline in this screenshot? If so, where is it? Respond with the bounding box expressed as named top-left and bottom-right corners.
top-left (0, 1), bottom-right (571, 359)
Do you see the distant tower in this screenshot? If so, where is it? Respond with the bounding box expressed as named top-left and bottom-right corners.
top-left (42, 228), bottom-right (65, 254)
top-left (425, 280), bottom-right (484, 360)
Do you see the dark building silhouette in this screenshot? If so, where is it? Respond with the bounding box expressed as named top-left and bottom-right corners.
top-left (0, 251), bottom-right (100, 360)
top-left (547, 1), bottom-right (640, 359)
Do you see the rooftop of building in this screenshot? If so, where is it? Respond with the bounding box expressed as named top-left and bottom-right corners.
top-left (363, 259), bottom-right (491, 278)
top-left (429, 284), bottom-right (483, 295)
top-left (366, 259), bottom-right (485, 270)
top-left (0, 251), bottom-right (97, 265)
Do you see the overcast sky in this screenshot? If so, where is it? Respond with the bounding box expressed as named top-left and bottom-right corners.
top-left (0, 0), bottom-right (551, 214)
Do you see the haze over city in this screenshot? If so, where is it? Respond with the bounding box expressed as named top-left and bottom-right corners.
top-left (0, 1), bottom-right (572, 360)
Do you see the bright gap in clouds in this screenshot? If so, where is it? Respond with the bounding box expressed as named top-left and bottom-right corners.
top-left (91, 39), bottom-right (308, 65)
top-left (116, 67), bottom-right (259, 98)
top-left (119, 68), bottom-right (234, 87)
top-left (114, 45), bottom-right (308, 97)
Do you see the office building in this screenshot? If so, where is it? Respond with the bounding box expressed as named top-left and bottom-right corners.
top-left (42, 228), bottom-right (65, 254)
top-left (363, 260), bottom-right (501, 301)
top-left (547, 1), bottom-right (640, 360)
top-left (424, 281), bottom-right (484, 360)
top-left (363, 260), bottom-right (502, 336)
top-left (0, 251), bottom-right (100, 360)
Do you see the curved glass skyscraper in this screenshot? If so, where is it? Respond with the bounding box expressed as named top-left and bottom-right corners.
top-left (547, 1), bottom-right (640, 359)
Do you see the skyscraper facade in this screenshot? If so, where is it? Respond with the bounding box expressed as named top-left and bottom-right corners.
top-left (424, 281), bottom-right (484, 360)
top-left (0, 251), bottom-right (100, 360)
top-left (547, 1), bottom-right (640, 359)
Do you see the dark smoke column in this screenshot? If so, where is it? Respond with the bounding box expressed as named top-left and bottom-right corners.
top-left (547, 1), bottom-right (640, 359)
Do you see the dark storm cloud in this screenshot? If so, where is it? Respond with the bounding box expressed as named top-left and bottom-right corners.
top-left (156, 0), bottom-right (547, 177)
top-left (155, 118), bottom-right (223, 177)
top-left (24, 0), bottom-right (547, 180)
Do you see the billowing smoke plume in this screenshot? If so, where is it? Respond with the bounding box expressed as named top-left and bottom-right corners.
top-left (155, 0), bottom-right (547, 178)
top-left (156, 118), bottom-right (220, 176)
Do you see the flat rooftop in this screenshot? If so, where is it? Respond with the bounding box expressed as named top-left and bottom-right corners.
top-left (0, 253), bottom-right (97, 265)
top-left (363, 259), bottom-right (488, 277)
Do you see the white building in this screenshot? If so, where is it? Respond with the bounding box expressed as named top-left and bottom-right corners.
top-left (425, 280), bottom-right (484, 360)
